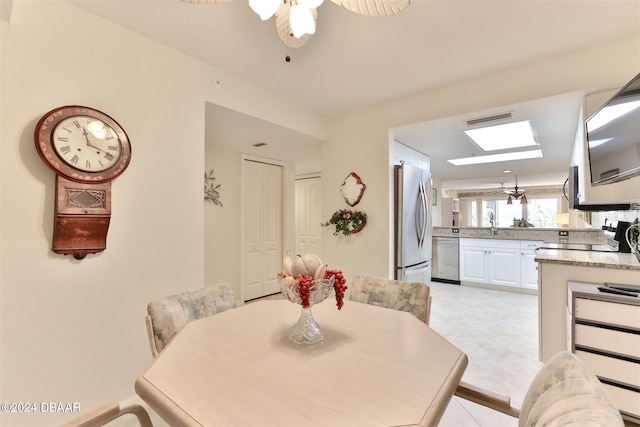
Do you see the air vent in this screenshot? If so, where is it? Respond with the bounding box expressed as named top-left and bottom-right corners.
top-left (466, 113), bottom-right (512, 126)
top-left (252, 142), bottom-right (267, 147)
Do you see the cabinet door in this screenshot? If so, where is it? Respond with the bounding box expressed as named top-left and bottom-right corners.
top-left (459, 246), bottom-right (487, 283)
top-left (488, 248), bottom-right (520, 287)
top-left (520, 249), bottom-right (539, 289)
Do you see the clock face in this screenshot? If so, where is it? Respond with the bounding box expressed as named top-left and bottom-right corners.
top-left (52, 116), bottom-right (122, 172)
top-left (35, 106), bottom-right (131, 183)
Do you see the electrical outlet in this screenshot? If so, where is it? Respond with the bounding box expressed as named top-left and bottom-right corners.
top-left (558, 230), bottom-right (569, 237)
top-left (452, 228), bottom-right (459, 234)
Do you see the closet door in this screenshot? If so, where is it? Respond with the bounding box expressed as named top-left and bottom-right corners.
top-left (295, 175), bottom-right (321, 256)
top-left (243, 159), bottom-right (283, 301)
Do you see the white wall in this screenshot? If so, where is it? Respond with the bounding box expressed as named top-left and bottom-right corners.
top-left (0, 1), bottom-right (324, 425)
top-left (322, 35), bottom-right (639, 283)
top-left (204, 144), bottom-right (242, 293)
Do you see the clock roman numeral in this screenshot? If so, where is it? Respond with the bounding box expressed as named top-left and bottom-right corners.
top-left (70, 155), bottom-right (79, 165)
top-left (106, 136), bottom-right (115, 141)
top-left (107, 145), bottom-right (118, 151)
top-left (62, 127), bottom-right (72, 133)
top-left (58, 137), bottom-right (69, 142)
top-left (85, 160), bottom-right (91, 169)
top-left (59, 145), bottom-right (71, 154)
top-left (104, 153), bottom-right (114, 161)
top-left (72, 120), bottom-right (81, 128)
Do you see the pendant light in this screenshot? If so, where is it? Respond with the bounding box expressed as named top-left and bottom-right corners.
top-left (506, 176), bottom-right (527, 204)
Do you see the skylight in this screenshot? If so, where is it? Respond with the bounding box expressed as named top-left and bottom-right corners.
top-left (448, 149), bottom-right (543, 166)
top-left (463, 120), bottom-right (538, 152)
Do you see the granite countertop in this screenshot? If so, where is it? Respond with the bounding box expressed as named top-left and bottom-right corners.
top-left (535, 249), bottom-right (640, 271)
top-left (432, 226), bottom-right (604, 243)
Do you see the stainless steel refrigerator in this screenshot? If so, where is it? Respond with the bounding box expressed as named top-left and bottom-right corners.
top-left (394, 162), bottom-right (432, 283)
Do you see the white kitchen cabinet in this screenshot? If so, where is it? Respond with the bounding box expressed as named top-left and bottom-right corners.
top-left (459, 238), bottom-right (521, 288)
top-left (459, 245), bottom-right (487, 282)
top-left (520, 240), bottom-right (543, 290)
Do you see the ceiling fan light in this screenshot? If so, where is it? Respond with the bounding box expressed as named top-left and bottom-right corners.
top-left (249, 0), bottom-right (281, 20)
top-left (299, 0), bottom-right (324, 8)
top-left (521, 195), bottom-right (527, 204)
top-left (290, 4), bottom-right (316, 38)
top-left (507, 195), bottom-right (513, 204)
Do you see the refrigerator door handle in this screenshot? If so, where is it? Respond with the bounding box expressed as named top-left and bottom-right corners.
top-left (416, 181), bottom-right (427, 249)
top-left (420, 181), bottom-right (428, 246)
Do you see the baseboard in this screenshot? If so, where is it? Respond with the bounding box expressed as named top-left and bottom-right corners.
top-left (459, 281), bottom-right (538, 295)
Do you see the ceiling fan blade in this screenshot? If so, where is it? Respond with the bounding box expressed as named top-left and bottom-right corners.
top-left (275, 6), bottom-right (317, 48)
top-left (180, 0), bottom-right (234, 3)
top-left (330, 0), bottom-right (410, 16)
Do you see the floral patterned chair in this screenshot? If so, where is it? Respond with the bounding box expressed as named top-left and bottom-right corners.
top-left (348, 274), bottom-right (431, 324)
top-left (454, 351), bottom-right (624, 426)
top-left (145, 282), bottom-right (236, 357)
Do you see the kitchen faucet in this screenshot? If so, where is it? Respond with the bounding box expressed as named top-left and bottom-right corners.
top-left (489, 212), bottom-right (497, 235)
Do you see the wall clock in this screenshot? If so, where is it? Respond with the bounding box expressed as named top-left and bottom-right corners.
top-left (34, 105), bottom-right (132, 259)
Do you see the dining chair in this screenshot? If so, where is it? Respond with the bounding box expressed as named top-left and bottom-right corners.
top-left (454, 351), bottom-right (624, 426)
top-left (61, 401), bottom-right (153, 427)
top-left (145, 282), bottom-right (236, 357)
top-left (348, 274), bottom-right (431, 324)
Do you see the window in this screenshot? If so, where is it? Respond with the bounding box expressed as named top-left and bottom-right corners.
top-left (479, 196), bottom-right (560, 228)
top-left (526, 198), bottom-right (559, 228)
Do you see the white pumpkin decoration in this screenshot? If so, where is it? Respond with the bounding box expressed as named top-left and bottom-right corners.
top-left (282, 253), bottom-right (293, 276)
top-left (291, 253), bottom-right (323, 277)
top-left (313, 263), bottom-right (327, 281)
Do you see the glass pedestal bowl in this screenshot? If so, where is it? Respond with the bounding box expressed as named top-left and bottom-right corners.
top-left (280, 276), bottom-right (335, 344)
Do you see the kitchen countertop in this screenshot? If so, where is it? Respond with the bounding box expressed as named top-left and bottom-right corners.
top-left (535, 249), bottom-right (640, 271)
top-left (433, 226), bottom-right (604, 243)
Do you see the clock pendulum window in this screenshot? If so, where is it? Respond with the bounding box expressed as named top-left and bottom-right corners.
top-left (34, 105), bottom-right (132, 260)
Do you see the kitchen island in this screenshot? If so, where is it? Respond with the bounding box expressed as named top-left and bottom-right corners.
top-left (535, 248), bottom-right (640, 362)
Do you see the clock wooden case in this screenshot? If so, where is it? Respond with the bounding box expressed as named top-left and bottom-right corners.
top-left (34, 105), bottom-right (131, 260)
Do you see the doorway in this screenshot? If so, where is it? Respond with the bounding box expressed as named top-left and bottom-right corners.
top-left (295, 174), bottom-right (322, 257)
top-left (242, 157), bottom-right (284, 301)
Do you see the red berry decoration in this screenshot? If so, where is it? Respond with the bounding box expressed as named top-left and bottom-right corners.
top-left (324, 269), bottom-right (348, 310)
top-left (296, 274), bottom-right (314, 308)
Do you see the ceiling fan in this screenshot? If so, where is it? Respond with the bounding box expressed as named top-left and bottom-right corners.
top-left (180, 0), bottom-right (410, 49)
top-left (486, 183), bottom-right (512, 195)
top-left (488, 177), bottom-right (527, 204)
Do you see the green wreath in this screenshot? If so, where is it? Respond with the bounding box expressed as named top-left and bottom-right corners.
top-left (321, 209), bottom-right (367, 236)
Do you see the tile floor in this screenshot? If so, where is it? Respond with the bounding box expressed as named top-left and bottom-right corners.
top-left (428, 282), bottom-right (542, 427)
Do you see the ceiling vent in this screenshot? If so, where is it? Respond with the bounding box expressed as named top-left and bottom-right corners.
top-left (466, 113), bottom-right (512, 126)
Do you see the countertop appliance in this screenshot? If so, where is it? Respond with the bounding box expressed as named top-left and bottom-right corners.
top-left (394, 162), bottom-right (432, 283)
top-left (432, 236), bottom-right (460, 284)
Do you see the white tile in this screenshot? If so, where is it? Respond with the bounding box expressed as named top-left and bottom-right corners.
top-left (432, 282), bottom-right (543, 427)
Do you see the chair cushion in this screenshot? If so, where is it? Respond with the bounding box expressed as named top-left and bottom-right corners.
top-left (147, 283), bottom-right (236, 353)
top-left (348, 274), bottom-right (429, 323)
top-left (519, 351), bottom-right (623, 427)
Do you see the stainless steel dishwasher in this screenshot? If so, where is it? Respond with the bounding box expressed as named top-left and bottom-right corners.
top-left (431, 236), bottom-right (460, 284)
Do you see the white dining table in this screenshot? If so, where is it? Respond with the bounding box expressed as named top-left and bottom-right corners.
top-left (135, 299), bottom-right (468, 427)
